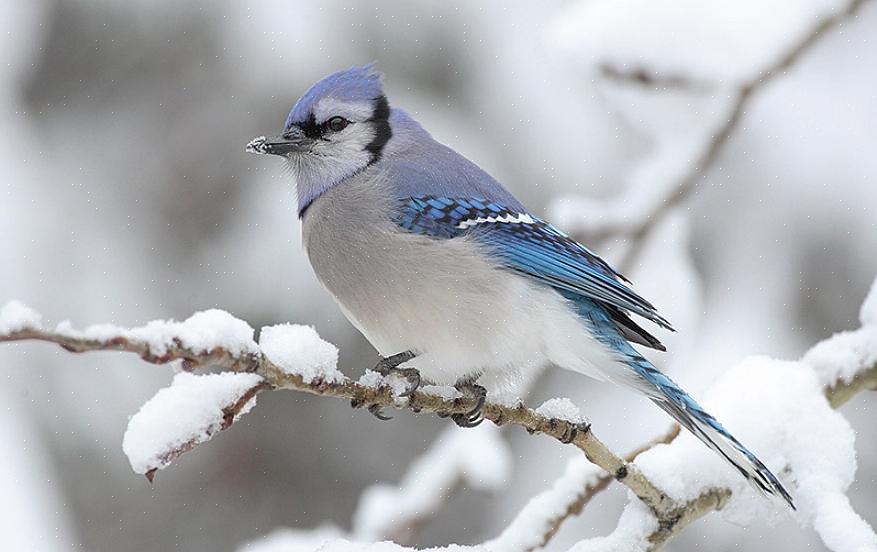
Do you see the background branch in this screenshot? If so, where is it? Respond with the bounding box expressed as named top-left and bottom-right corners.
top-left (567, 0), bottom-right (870, 273)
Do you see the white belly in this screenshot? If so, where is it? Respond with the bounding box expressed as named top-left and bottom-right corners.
top-left (301, 175), bottom-right (616, 389)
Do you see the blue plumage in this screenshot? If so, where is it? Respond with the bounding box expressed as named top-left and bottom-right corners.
top-left (393, 196), bottom-right (673, 330)
top-left (286, 63), bottom-right (384, 128)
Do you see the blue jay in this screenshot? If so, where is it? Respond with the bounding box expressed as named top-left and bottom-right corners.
top-left (247, 64), bottom-right (793, 508)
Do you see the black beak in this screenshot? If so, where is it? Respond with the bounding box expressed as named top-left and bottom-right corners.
top-left (246, 126), bottom-right (310, 156)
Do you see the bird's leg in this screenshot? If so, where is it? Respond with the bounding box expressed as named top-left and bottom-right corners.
top-left (373, 350), bottom-right (420, 397)
top-left (362, 350), bottom-right (419, 421)
top-left (450, 377), bottom-right (487, 428)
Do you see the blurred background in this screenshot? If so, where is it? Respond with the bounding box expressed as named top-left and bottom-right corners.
top-left (1, 0), bottom-right (875, 550)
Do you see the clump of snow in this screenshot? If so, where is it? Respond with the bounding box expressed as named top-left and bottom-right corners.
top-left (859, 275), bottom-right (877, 326)
top-left (634, 353), bottom-right (876, 551)
top-left (535, 397), bottom-right (587, 424)
top-left (238, 525), bottom-right (344, 552)
top-left (420, 385), bottom-right (463, 401)
top-left (0, 301), bottom-right (43, 334)
top-left (353, 425), bottom-right (511, 541)
top-left (486, 455), bottom-right (603, 551)
top-left (144, 310), bottom-right (259, 357)
top-left (567, 501), bottom-right (657, 552)
top-left (802, 327), bottom-right (877, 388)
top-left (54, 309), bottom-right (259, 357)
top-left (259, 324), bottom-right (342, 384)
top-left (358, 370), bottom-right (385, 389)
top-left (122, 371), bottom-right (264, 476)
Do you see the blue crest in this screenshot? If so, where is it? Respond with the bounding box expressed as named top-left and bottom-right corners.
top-left (286, 63), bottom-right (384, 129)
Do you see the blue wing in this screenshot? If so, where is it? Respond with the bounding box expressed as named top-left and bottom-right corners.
top-left (392, 196), bottom-right (673, 332)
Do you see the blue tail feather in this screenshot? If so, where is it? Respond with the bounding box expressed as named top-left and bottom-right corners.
top-left (626, 354), bottom-right (795, 509)
top-left (566, 293), bottom-right (795, 509)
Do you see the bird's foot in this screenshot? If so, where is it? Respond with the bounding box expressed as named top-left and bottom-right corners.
top-left (357, 351), bottom-right (419, 422)
top-left (450, 379), bottom-right (487, 428)
top-left (373, 350), bottom-right (420, 397)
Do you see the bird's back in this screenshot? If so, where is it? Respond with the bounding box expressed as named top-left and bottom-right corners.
top-left (377, 108), bottom-right (525, 209)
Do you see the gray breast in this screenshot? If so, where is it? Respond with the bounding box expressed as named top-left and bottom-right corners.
top-left (301, 170), bottom-right (513, 358)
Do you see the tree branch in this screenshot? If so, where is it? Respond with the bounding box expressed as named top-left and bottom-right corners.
top-left (3, 303), bottom-right (876, 551)
top-left (0, 322), bottom-right (674, 516)
top-left (580, 0), bottom-right (870, 273)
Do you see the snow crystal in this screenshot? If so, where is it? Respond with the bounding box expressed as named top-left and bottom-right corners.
top-left (54, 309), bottom-right (259, 357)
top-left (0, 301), bottom-right (42, 334)
top-left (534, 397), bottom-right (586, 424)
top-left (860, 275), bottom-right (877, 326)
top-left (485, 455), bottom-right (604, 551)
top-left (259, 324), bottom-right (342, 384)
top-left (353, 425), bottom-right (511, 541)
top-left (122, 371), bottom-right (264, 475)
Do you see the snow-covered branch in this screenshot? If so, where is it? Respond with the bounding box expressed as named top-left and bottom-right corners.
top-left (549, 0), bottom-right (870, 272)
top-left (0, 301), bottom-right (672, 515)
top-left (4, 281), bottom-right (876, 552)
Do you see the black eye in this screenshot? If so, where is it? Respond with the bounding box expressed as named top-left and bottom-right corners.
top-left (326, 116), bottom-right (349, 132)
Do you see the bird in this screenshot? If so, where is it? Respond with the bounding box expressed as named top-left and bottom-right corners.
top-left (246, 63), bottom-right (794, 508)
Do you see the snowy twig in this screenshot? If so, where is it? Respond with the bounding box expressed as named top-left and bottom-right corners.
top-left (825, 363), bottom-right (877, 408)
top-left (0, 305), bottom-right (673, 515)
top-left (4, 300), bottom-right (876, 552)
top-left (487, 425), bottom-right (680, 552)
top-left (565, 0), bottom-right (870, 272)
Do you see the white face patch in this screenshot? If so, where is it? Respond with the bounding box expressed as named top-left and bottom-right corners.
top-left (313, 97), bottom-right (374, 124)
top-left (456, 213), bottom-right (536, 230)
top-left (286, 120), bottom-right (377, 209)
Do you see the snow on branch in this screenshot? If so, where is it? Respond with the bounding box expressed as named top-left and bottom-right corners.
top-left (123, 372), bottom-right (268, 481)
top-left (238, 276), bottom-right (877, 552)
top-left (0, 301), bottom-right (672, 515)
top-left (548, 0), bottom-right (870, 271)
top-left (3, 287), bottom-right (876, 552)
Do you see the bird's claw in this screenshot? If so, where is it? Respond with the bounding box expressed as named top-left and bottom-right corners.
top-left (374, 351), bottom-right (420, 397)
top-left (450, 380), bottom-right (487, 428)
top-left (375, 350), bottom-right (416, 373)
top-left (368, 403), bottom-right (392, 421)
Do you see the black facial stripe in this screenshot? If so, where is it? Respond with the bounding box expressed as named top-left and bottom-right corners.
top-left (365, 95), bottom-right (392, 165)
top-left (296, 113), bottom-right (322, 139)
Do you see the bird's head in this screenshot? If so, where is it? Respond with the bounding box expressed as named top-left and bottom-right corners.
top-left (247, 63), bottom-right (393, 214)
